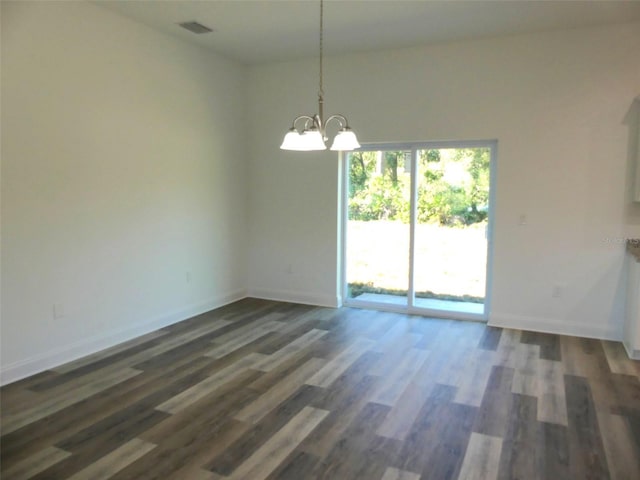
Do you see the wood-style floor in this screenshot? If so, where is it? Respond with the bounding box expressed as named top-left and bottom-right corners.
top-left (1, 298), bottom-right (639, 480)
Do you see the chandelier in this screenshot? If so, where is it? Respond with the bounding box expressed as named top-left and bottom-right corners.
top-left (280, 0), bottom-right (360, 151)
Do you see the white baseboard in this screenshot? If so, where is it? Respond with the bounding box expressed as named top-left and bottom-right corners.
top-left (488, 313), bottom-right (622, 341)
top-left (622, 341), bottom-right (640, 360)
top-left (248, 288), bottom-right (339, 308)
top-left (0, 289), bottom-right (247, 386)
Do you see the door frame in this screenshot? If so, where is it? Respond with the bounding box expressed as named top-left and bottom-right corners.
top-left (340, 140), bottom-right (497, 322)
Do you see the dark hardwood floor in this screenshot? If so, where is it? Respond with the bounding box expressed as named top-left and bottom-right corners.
top-left (1, 298), bottom-right (639, 480)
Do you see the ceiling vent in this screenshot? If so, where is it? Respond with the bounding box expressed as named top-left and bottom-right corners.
top-left (178, 21), bottom-right (213, 34)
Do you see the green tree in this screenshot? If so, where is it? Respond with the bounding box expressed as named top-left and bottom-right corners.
top-left (454, 148), bottom-right (490, 224)
top-left (348, 147), bottom-right (489, 226)
top-left (349, 151), bottom-right (410, 222)
top-left (348, 152), bottom-right (370, 197)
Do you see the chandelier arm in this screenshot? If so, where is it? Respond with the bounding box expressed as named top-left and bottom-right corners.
top-left (291, 115), bottom-right (316, 132)
top-left (325, 114), bottom-right (349, 129)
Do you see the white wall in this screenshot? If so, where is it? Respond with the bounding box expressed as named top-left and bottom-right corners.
top-left (247, 22), bottom-right (640, 339)
top-left (1, 1), bottom-right (248, 384)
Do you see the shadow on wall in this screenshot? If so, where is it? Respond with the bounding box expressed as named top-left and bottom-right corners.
top-left (623, 96), bottom-right (640, 224)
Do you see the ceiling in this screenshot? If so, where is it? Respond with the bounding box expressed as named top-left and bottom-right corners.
top-left (95, 0), bottom-right (640, 65)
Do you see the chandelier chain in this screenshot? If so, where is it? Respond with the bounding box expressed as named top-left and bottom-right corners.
top-left (319, 0), bottom-right (324, 99)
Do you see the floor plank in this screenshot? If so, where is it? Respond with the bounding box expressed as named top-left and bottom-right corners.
top-left (537, 421), bottom-right (570, 480)
top-left (2, 367), bottom-right (142, 435)
top-left (381, 467), bottom-right (421, 480)
top-left (457, 432), bottom-right (503, 480)
top-left (253, 328), bottom-right (328, 372)
top-left (565, 374), bottom-right (611, 479)
top-left (497, 393), bottom-right (538, 480)
top-left (376, 380), bottom-right (434, 440)
top-left (65, 438), bottom-right (156, 480)
top-left (155, 352), bottom-right (267, 414)
top-left (597, 410), bottom-right (640, 480)
top-left (0, 446), bottom-right (71, 480)
top-left (235, 357), bottom-right (326, 424)
top-left (369, 348), bottom-right (430, 406)
top-left (306, 337), bottom-right (375, 388)
top-left (227, 406), bottom-right (329, 480)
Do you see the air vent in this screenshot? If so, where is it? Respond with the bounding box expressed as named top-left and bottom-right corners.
top-left (178, 21), bottom-right (213, 34)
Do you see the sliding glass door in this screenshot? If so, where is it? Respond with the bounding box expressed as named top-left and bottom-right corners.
top-left (342, 141), bottom-right (495, 320)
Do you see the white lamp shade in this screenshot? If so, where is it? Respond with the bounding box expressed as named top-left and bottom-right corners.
top-left (280, 130), bottom-right (305, 150)
top-left (301, 130), bottom-right (327, 151)
top-left (330, 129), bottom-right (361, 151)
top-left (281, 129), bottom-right (327, 151)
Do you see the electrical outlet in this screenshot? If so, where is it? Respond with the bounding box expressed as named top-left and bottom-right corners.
top-left (186, 271), bottom-right (191, 284)
top-left (53, 303), bottom-right (65, 319)
top-left (285, 264), bottom-right (294, 274)
top-left (552, 285), bottom-right (563, 298)
top-left (518, 214), bottom-right (527, 226)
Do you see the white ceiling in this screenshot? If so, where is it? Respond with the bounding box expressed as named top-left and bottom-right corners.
top-left (95, 0), bottom-right (640, 65)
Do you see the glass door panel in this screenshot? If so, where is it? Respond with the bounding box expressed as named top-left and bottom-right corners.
top-left (345, 150), bottom-right (411, 307)
top-left (413, 148), bottom-right (489, 315)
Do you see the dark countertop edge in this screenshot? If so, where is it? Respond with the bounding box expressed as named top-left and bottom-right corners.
top-left (628, 239), bottom-right (640, 262)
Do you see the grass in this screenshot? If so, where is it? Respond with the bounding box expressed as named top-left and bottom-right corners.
top-left (346, 220), bottom-right (487, 301)
top-left (347, 282), bottom-right (485, 303)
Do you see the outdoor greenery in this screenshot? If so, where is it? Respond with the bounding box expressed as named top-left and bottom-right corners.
top-left (348, 148), bottom-right (490, 226)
